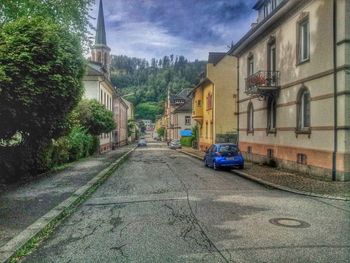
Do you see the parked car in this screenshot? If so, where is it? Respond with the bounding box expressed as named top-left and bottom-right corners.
top-left (169, 139), bottom-right (182, 149)
top-left (137, 139), bottom-right (147, 147)
top-left (204, 143), bottom-right (244, 170)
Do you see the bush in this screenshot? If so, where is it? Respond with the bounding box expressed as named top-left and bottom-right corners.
top-left (67, 126), bottom-right (93, 161)
top-left (75, 99), bottom-right (116, 136)
top-left (180, 137), bottom-right (193, 147)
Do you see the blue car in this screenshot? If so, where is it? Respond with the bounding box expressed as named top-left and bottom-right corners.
top-left (204, 143), bottom-right (244, 170)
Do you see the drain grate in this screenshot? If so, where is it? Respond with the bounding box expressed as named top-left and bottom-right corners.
top-left (269, 218), bottom-right (311, 228)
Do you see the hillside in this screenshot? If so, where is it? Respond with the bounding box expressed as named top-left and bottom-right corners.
top-left (110, 55), bottom-right (206, 121)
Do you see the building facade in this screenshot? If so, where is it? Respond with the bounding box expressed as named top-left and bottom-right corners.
top-left (122, 98), bottom-right (136, 143)
top-left (191, 52), bottom-right (238, 151)
top-left (83, 0), bottom-right (116, 153)
top-left (231, 0), bottom-right (350, 181)
top-left (165, 89), bottom-right (193, 141)
top-left (114, 96), bottom-right (128, 147)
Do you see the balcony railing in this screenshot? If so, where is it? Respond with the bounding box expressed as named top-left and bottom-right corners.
top-left (245, 71), bottom-right (280, 96)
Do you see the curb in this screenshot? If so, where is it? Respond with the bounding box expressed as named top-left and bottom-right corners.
top-left (0, 146), bottom-right (136, 263)
top-left (177, 149), bottom-right (350, 201)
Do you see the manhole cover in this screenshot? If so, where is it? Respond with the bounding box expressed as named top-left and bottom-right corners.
top-left (269, 218), bottom-right (311, 228)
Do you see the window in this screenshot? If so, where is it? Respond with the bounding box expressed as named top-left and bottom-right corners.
top-left (298, 18), bottom-right (310, 63)
top-left (297, 89), bottom-right (311, 130)
top-left (197, 100), bottom-right (201, 107)
top-left (205, 121), bottom-right (208, 138)
top-left (247, 102), bottom-right (254, 132)
top-left (267, 38), bottom-right (277, 86)
top-left (248, 54), bottom-right (254, 76)
top-left (206, 92), bottom-right (212, 110)
top-left (267, 97), bottom-right (276, 131)
top-left (210, 121), bottom-right (213, 139)
top-left (297, 153), bottom-right (307, 165)
top-left (267, 149), bottom-right (274, 159)
top-left (247, 146), bottom-right (252, 154)
top-left (185, 116), bottom-right (191, 125)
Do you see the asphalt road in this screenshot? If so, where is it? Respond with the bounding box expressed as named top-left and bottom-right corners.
top-left (24, 142), bottom-right (350, 263)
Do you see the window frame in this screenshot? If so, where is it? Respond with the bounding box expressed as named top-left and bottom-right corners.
top-left (296, 87), bottom-right (311, 135)
top-left (267, 97), bottom-right (277, 133)
top-left (297, 14), bottom-right (310, 65)
top-left (185, 116), bottom-right (191, 126)
top-left (247, 54), bottom-right (254, 77)
top-left (247, 102), bottom-right (254, 134)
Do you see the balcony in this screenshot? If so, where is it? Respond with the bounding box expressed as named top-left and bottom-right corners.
top-left (245, 71), bottom-right (280, 97)
top-left (192, 109), bottom-right (203, 124)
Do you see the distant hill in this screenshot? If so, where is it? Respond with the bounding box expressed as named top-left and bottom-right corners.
top-left (110, 55), bottom-right (206, 121)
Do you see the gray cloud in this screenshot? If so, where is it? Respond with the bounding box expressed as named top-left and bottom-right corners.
top-left (89, 0), bottom-right (257, 60)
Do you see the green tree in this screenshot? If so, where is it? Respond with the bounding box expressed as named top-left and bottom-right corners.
top-left (157, 127), bottom-right (165, 138)
top-left (75, 99), bottom-right (116, 136)
top-left (0, 0), bottom-right (94, 47)
top-left (0, 17), bottom-right (85, 181)
top-left (135, 102), bottom-right (163, 122)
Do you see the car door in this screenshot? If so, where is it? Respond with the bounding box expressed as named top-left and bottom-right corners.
top-left (206, 145), bottom-right (213, 165)
top-left (211, 145), bottom-right (218, 165)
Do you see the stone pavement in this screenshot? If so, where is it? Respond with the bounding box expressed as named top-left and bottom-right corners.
top-left (0, 145), bottom-right (134, 249)
top-left (179, 147), bottom-right (350, 200)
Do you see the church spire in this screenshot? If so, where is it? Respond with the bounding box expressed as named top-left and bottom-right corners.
top-left (91, 0), bottom-right (111, 79)
top-left (95, 0), bottom-right (107, 45)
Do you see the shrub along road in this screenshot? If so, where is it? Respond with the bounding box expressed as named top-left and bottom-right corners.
top-left (23, 142), bottom-right (350, 262)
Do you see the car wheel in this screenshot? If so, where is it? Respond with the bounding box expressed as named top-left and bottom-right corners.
top-left (238, 164), bottom-right (244, 169)
top-left (204, 158), bottom-right (208, 167)
top-left (213, 161), bottom-right (218, 170)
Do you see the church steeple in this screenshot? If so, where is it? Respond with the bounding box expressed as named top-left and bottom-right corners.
top-left (95, 0), bottom-right (107, 45)
top-left (91, 0), bottom-right (111, 79)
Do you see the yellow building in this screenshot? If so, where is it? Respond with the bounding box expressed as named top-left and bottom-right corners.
top-left (191, 53), bottom-right (238, 151)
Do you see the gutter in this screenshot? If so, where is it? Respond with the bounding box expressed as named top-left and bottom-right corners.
top-left (236, 57), bottom-right (240, 144)
top-left (332, 0), bottom-right (338, 181)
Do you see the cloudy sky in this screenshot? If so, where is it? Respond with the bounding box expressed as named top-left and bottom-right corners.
top-left (89, 0), bottom-right (257, 61)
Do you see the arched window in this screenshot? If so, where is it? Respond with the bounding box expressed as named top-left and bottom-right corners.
top-left (297, 88), bottom-right (311, 130)
top-left (247, 102), bottom-right (254, 133)
top-left (267, 97), bottom-right (276, 131)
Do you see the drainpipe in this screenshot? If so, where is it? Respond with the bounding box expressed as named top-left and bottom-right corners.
top-left (332, 0), bottom-right (338, 181)
top-left (236, 56), bottom-right (240, 145)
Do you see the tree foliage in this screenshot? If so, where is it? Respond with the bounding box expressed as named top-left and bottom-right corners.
top-left (0, 17), bottom-right (85, 182)
top-left (110, 54), bottom-right (206, 120)
top-left (135, 102), bottom-right (163, 122)
top-left (0, 16), bottom-right (85, 142)
top-left (75, 99), bottom-right (116, 136)
top-left (0, 0), bottom-right (94, 47)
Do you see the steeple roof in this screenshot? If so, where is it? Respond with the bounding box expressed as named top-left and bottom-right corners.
top-left (95, 0), bottom-right (107, 45)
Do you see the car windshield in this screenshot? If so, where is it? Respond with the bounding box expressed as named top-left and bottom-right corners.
top-left (218, 145), bottom-right (238, 154)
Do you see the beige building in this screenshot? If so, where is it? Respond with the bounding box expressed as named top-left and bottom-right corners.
top-left (83, 0), bottom-right (116, 153)
top-left (230, 0), bottom-right (349, 181)
top-left (191, 52), bottom-right (238, 151)
top-left (122, 98), bottom-right (136, 143)
top-left (172, 100), bottom-right (194, 140)
top-left (114, 96), bottom-right (128, 147)
top-left (83, 64), bottom-right (115, 152)
top-left (165, 89), bottom-right (193, 141)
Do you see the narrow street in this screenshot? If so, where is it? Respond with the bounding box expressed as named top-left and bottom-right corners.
top-left (24, 142), bottom-right (350, 263)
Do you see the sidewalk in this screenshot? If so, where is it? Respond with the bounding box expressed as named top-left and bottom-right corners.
top-left (0, 145), bottom-right (134, 250)
top-left (179, 147), bottom-right (350, 200)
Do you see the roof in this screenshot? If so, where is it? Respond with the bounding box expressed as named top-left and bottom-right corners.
top-left (169, 88), bottom-right (192, 104)
top-left (95, 0), bottom-right (107, 45)
top-left (208, 52), bottom-right (226, 65)
top-left (173, 99), bottom-right (192, 113)
top-left (86, 61), bottom-right (106, 76)
top-left (188, 77), bottom-right (213, 97)
top-left (253, 0), bottom-right (267, 10)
